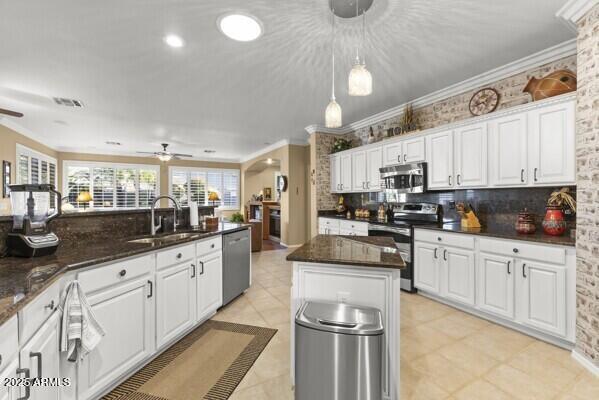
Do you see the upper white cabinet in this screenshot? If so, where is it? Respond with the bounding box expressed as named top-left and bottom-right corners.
top-left (330, 154), bottom-right (341, 193)
top-left (489, 114), bottom-right (528, 186)
top-left (427, 130), bottom-right (454, 190)
top-left (454, 123), bottom-right (488, 188)
top-left (366, 146), bottom-right (383, 190)
top-left (382, 136), bottom-right (425, 166)
top-left (340, 153), bottom-right (352, 192)
top-left (383, 141), bottom-right (402, 166)
top-left (528, 101), bottom-right (576, 185)
top-left (351, 150), bottom-right (367, 191)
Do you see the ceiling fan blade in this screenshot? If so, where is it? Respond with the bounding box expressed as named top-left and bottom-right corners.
top-left (136, 151), bottom-right (159, 155)
top-left (0, 108), bottom-right (23, 118)
top-left (172, 153), bottom-right (193, 158)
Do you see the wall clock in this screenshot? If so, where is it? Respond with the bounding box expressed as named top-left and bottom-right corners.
top-left (469, 88), bottom-right (499, 116)
top-left (277, 175), bottom-right (288, 192)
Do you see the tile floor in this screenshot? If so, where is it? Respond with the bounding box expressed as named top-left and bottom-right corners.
top-left (211, 248), bottom-right (598, 400)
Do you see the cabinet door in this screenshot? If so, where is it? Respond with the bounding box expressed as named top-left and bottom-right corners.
top-left (366, 146), bottom-right (383, 191)
top-left (351, 150), bottom-right (367, 192)
top-left (518, 261), bottom-right (566, 337)
top-left (489, 114), bottom-right (528, 186)
top-left (156, 262), bottom-right (196, 349)
top-left (0, 358), bottom-right (18, 400)
top-left (529, 101), bottom-right (575, 185)
top-left (454, 123), bottom-right (487, 188)
top-left (383, 141), bottom-right (402, 166)
top-left (414, 242), bottom-right (440, 293)
top-left (443, 247), bottom-right (476, 306)
top-left (427, 130), bottom-right (454, 189)
top-left (78, 277), bottom-right (155, 399)
top-left (478, 253), bottom-right (515, 319)
top-left (340, 153), bottom-right (352, 192)
top-left (19, 311), bottom-right (61, 400)
top-left (330, 155), bottom-right (341, 193)
top-left (403, 137), bottom-right (426, 164)
top-left (197, 252), bottom-right (223, 321)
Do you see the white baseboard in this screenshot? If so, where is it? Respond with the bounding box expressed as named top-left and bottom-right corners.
top-left (572, 348), bottom-right (599, 377)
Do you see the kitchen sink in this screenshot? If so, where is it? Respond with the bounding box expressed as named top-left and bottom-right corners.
top-left (128, 232), bottom-right (200, 245)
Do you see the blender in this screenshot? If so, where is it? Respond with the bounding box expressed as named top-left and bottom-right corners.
top-left (7, 184), bottom-right (62, 257)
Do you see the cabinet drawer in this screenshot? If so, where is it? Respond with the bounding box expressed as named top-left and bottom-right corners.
top-left (196, 236), bottom-right (222, 257)
top-left (18, 282), bottom-right (60, 344)
top-left (319, 218), bottom-right (340, 229)
top-left (479, 238), bottom-right (566, 265)
top-left (339, 220), bottom-right (369, 234)
top-left (0, 315), bottom-right (18, 372)
top-left (157, 243), bottom-right (195, 270)
top-left (78, 254), bottom-right (155, 294)
top-left (414, 229), bottom-right (474, 249)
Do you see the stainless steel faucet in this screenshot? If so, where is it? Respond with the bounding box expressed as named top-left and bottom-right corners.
top-left (151, 195), bottom-right (181, 236)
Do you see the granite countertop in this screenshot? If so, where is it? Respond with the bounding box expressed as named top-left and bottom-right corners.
top-left (287, 235), bottom-right (406, 269)
top-left (416, 223), bottom-right (576, 247)
top-left (0, 222), bottom-right (249, 325)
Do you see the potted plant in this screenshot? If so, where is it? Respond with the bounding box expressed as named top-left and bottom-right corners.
top-left (542, 188), bottom-right (576, 236)
top-left (331, 138), bottom-right (352, 153)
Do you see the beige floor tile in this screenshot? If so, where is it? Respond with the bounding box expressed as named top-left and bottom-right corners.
top-left (460, 330), bottom-right (526, 362)
top-left (401, 364), bottom-right (450, 400)
top-left (423, 314), bottom-right (485, 339)
top-left (484, 364), bottom-right (561, 400)
top-left (248, 296), bottom-right (284, 312)
top-left (566, 371), bottom-right (599, 399)
top-left (453, 380), bottom-right (513, 400)
top-left (437, 341), bottom-right (499, 376)
top-left (259, 307), bottom-right (290, 326)
top-left (508, 350), bottom-right (580, 391)
top-left (403, 301), bottom-right (457, 323)
top-left (522, 340), bottom-right (586, 374)
top-left (411, 353), bottom-right (477, 393)
top-left (403, 325), bottom-right (455, 349)
top-left (261, 373), bottom-right (294, 400)
top-left (229, 382), bottom-right (271, 400)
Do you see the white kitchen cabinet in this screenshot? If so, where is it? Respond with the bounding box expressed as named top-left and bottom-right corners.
top-left (443, 247), bottom-right (476, 306)
top-left (330, 154), bottom-right (341, 193)
top-left (319, 218), bottom-right (340, 235)
top-left (156, 262), bottom-right (196, 349)
top-left (489, 114), bottom-right (528, 186)
top-left (478, 253), bottom-right (515, 319)
top-left (0, 358), bottom-right (18, 400)
top-left (402, 137), bottom-right (426, 164)
top-left (383, 141), bottom-right (402, 166)
top-left (351, 150), bottom-right (367, 191)
top-left (78, 276), bottom-right (155, 400)
top-left (414, 242), bottom-right (440, 294)
top-left (454, 123), bottom-right (487, 188)
top-left (197, 251), bottom-right (223, 322)
top-left (340, 153), bottom-right (352, 192)
top-left (427, 130), bottom-right (454, 189)
top-left (518, 260), bottom-right (566, 337)
top-left (528, 101), bottom-right (576, 185)
top-left (19, 311), bottom-right (61, 400)
top-left (366, 146), bottom-right (383, 190)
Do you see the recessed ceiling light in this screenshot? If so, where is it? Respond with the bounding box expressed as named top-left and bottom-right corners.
top-left (217, 13), bottom-right (263, 42)
top-left (204, 149), bottom-right (216, 154)
top-left (164, 34), bottom-right (184, 48)
top-left (266, 158), bottom-right (273, 165)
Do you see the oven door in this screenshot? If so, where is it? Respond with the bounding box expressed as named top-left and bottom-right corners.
top-left (367, 225), bottom-right (415, 292)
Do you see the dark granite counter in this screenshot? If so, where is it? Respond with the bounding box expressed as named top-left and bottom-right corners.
top-left (415, 223), bottom-right (576, 247)
top-left (0, 222), bottom-right (249, 325)
top-left (287, 235), bottom-right (406, 269)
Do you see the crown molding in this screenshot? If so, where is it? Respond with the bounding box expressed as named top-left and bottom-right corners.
top-left (238, 138), bottom-right (308, 163)
top-left (556, 0), bottom-right (598, 31)
top-left (304, 124), bottom-right (347, 135)
top-left (305, 39), bottom-right (577, 135)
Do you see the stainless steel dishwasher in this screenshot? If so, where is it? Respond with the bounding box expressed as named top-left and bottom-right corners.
top-left (222, 229), bottom-right (251, 305)
top-left (295, 301), bottom-right (384, 400)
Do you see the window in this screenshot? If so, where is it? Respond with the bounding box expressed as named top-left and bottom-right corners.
top-left (16, 144), bottom-right (57, 187)
top-left (63, 161), bottom-right (159, 210)
top-left (169, 167), bottom-right (240, 210)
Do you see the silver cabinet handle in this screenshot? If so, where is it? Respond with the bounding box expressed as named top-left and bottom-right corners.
top-left (176, 252), bottom-right (182, 259)
top-left (522, 263), bottom-right (527, 278)
top-left (507, 261), bottom-right (511, 274)
top-left (29, 352), bottom-right (42, 379)
top-left (398, 155), bottom-right (401, 163)
top-left (199, 261), bottom-right (205, 275)
top-left (443, 249), bottom-right (447, 261)
top-left (457, 174), bottom-right (461, 185)
top-left (16, 368), bottom-right (30, 400)
top-left (520, 169), bottom-right (525, 183)
top-left (534, 168), bottom-right (538, 182)
top-left (433, 248), bottom-right (438, 259)
top-left (147, 280), bottom-right (153, 298)
top-left (191, 264), bottom-right (196, 278)
top-left (448, 176), bottom-right (452, 186)
top-left (404, 154), bottom-right (407, 162)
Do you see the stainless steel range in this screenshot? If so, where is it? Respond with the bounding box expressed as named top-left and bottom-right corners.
top-left (368, 202), bottom-right (441, 292)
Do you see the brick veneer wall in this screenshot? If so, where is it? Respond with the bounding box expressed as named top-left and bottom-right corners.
top-left (575, 4), bottom-right (599, 366)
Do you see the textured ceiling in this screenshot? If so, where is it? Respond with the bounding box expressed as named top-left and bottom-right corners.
top-left (0, 0), bottom-right (573, 161)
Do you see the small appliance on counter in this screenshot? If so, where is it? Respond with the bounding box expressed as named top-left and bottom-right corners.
top-left (7, 184), bottom-right (62, 257)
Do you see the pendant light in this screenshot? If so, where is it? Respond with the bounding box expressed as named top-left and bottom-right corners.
top-left (325, 9), bottom-right (342, 128)
top-left (348, 0), bottom-right (373, 96)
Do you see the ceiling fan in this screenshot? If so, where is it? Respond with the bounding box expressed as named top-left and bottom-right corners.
top-left (137, 143), bottom-right (193, 162)
top-left (0, 107), bottom-right (23, 118)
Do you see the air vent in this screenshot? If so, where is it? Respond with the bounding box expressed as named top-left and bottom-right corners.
top-left (204, 149), bottom-right (216, 154)
top-left (105, 141), bottom-right (122, 146)
top-left (53, 97), bottom-right (84, 107)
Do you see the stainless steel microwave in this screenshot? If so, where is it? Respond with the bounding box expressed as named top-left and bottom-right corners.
top-left (379, 163), bottom-right (427, 194)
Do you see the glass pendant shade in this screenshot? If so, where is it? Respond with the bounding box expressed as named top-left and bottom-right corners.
top-left (325, 98), bottom-right (342, 128)
top-left (348, 63), bottom-right (373, 96)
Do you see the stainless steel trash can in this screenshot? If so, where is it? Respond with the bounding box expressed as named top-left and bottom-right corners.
top-left (295, 301), bottom-right (384, 400)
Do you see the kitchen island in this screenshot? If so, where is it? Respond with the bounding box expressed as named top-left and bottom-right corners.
top-left (287, 235), bottom-right (405, 400)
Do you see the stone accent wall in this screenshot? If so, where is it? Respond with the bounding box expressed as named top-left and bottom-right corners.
top-left (351, 55), bottom-right (577, 145)
top-left (575, 4), bottom-right (599, 366)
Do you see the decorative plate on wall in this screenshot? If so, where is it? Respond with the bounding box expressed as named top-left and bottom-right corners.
top-left (469, 88), bottom-right (499, 116)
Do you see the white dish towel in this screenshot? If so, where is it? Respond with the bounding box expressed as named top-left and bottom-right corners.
top-left (59, 280), bottom-right (105, 362)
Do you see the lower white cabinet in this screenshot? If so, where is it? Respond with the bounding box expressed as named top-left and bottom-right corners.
top-left (414, 242), bottom-right (440, 294)
top-left (156, 262), bottom-right (196, 349)
top-left (196, 251), bottom-right (223, 322)
top-left (444, 247), bottom-right (475, 306)
top-left (18, 310), bottom-right (61, 400)
top-left (78, 276), bottom-right (155, 399)
top-left (518, 260), bottom-right (566, 337)
top-left (0, 358), bottom-right (18, 400)
top-left (478, 253), bottom-right (515, 319)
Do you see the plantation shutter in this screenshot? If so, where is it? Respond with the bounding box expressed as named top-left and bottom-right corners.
top-left (67, 166), bottom-right (91, 208)
top-left (222, 171), bottom-right (239, 208)
top-left (171, 170), bottom-right (189, 206)
top-left (139, 169), bottom-right (158, 208)
top-left (18, 155), bottom-right (29, 184)
top-left (92, 167), bottom-right (115, 208)
top-left (189, 171), bottom-right (207, 205)
top-left (116, 168), bottom-right (136, 208)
